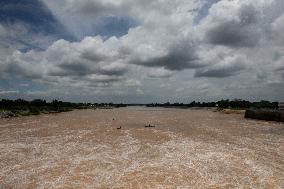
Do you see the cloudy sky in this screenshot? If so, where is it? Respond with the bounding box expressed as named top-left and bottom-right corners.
top-left (0, 0), bottom-right (283, 103)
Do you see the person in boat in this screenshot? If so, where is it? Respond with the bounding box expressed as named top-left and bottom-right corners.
top-left (145, 124), bottom-right (155, 127)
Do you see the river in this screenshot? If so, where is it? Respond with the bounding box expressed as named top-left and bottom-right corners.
top-left (0, 107), bottom-right (283, 188)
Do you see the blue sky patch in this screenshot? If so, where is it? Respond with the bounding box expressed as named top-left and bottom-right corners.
top-left (0, 0), bottom-right (74, 50)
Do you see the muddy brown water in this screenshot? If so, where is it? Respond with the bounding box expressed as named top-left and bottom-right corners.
top-left (0, 107), bottom-right (283, 188)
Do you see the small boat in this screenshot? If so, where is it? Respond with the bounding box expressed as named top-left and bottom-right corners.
top-left (145, 124), bottom-right (155, 128)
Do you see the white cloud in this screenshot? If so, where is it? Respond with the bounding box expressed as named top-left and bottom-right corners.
top-left (271, 13), bottom-right (284, 45)
top-left (147, 68), bottom-right (174, 79)
top-left (1, 0), bottom-right (284, 101)
top-left (0, 90), bottom-right (19, 95)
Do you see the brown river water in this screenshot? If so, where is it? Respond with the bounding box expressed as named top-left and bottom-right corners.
top-left (0, 107), bottom-right (284, 188)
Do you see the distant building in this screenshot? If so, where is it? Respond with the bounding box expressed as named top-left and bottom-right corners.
top-left (279, 102), bottom-right (284, 111)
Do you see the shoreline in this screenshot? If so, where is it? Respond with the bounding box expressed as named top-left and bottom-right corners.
top-left (0, 106), bottom-right (119, 119)
top-left (0, 108), bottom-right (79, 119)
top-left (2, 107), bottom-right (284, 124)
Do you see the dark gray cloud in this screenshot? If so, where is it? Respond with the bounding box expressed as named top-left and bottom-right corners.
top-left (48, 62), bottom-right (128, 78)
top-left (195, 61), bottom-right (246, 78)
top-left (73, 1), bottom-right (117, 16)
top-left (43, 0), bottom-right (140, 39)
top-left (98, 66), bottom-right (128, 76)
top-left (48, 59), bottom-right (128, 78)
top-left (275, 65), bottom-right (284, 80)
top-left (81, 51), bottom-right (106, 62)
top-left (206, 5), bottom-right (261, 48)
top-left (0, 0), bottom-right (73, 51)
top-left (131, 42), bottom-right (201, 71)
top-left (276, 66), bottom-right (284, 71)
top-left (2, 57), bottom-right (42, 79)
top-left (49, 63), bottom-right (92, 77)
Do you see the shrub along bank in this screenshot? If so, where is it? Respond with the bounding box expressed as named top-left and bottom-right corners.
top-left (0, 99), bottom-right (89, 118)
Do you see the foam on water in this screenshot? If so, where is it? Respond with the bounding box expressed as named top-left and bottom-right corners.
top-left (0, 108), bottom-right (283, 188)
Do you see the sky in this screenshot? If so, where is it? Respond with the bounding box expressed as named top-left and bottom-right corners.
top-left (0, 0), bottom-right (284, 103)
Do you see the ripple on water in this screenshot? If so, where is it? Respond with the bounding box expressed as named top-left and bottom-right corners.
top-left (0, 108), bottom-right (283, 188)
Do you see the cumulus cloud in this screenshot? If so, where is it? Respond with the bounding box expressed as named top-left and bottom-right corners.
top-left (125, 79), bottom-right (142, 87)
top-left (147, 68), bottom-right (174, 79)
top-left (130, 40), bottom-right (201, 70)
top-left (203, 3), bottom-right (263, 48)
top-left (271, 13), bottom-right (284, 45)
top-left (195, 56), bottom-right (246, 78)
top-left (0, 36), bottom-right (130, 86)
top-left (0, 0), bottom-right (284, 101)
top-left (1, 51), bottom-right (44, 79)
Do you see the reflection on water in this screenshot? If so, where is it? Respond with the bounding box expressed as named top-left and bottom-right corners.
top-left (0, 107), bottom-right (284, 188)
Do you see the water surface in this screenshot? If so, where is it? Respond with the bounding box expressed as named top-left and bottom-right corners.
top-left (0, 107), bottom-right (283, 188)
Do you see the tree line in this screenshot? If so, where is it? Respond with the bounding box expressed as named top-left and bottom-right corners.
top-left (147, 99), bottom-right (279, 109)
top-left (0, 98), bottom-right (280, 117)
top-left (0, 99), bottom-right (91, 116)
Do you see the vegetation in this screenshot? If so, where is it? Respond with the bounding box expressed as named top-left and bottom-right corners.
top-left (0, 98), bottom-right (281, 120)
top-left (0, 99), bottom-right (130, 118)
top-left (0, 99), bottom-right (92, 118)
top-left (147, 99), bottom-right (282, 122)
top-left (147, 99), bottom-right (279, 110)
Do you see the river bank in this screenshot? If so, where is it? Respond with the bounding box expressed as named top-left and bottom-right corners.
top-left (245, 109), bottom-right (284, 122)
top-left (0, 108), bottom-right (74, 118)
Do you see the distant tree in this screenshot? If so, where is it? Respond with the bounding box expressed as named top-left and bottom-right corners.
top-left (15, 99), bottom-right (29, 106)
top-left (252, 100), bottom-right (278, 109)
top-left (30, 99), bottom-right (47, 107)
top-left (216, 99), bottom-right (230, 108)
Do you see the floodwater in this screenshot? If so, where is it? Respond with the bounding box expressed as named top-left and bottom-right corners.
top-left (0, 107), bottom-right (284, 188)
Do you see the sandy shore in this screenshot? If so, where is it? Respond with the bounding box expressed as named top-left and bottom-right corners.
top-left (0, 107), bottom-right (283, 188)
